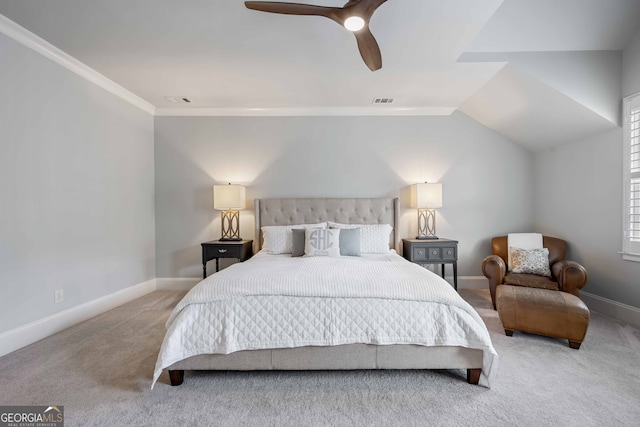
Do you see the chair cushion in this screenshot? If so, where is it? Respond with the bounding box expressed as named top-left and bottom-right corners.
top-left (503, 273), bottom-right (559, 290)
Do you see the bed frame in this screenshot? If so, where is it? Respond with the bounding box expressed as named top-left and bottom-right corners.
top-left (167, 197), bottom-right (483, 386)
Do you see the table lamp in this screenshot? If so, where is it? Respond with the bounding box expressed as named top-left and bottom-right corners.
top-left (213, 183), bottom-right (245, 241)
top-left (410, 182), bottom-right (443, 240)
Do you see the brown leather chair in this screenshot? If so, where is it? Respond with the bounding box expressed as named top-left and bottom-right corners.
top-left (482, 236), bottom-right (588, 310)
top-left (482, 235), bottom-right (590, 349)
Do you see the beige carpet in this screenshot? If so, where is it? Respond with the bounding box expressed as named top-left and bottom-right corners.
top-left (1, 289), bottom-right (639, 426)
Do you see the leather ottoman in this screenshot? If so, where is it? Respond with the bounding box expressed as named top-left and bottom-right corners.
top-left (496, 284), bottom-right (590, 349)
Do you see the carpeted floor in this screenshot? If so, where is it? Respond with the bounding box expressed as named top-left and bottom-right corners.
top-left (1, 289), bottom-right (639, 426)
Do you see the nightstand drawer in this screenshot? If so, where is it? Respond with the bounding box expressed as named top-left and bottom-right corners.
top-left (209, 244), bottom-right (242, 258)
top-left (427, 247), bottom-right (442, 260)
top-left (441, 247), bottom-right (456, 261)
top-left (412, 246), bottom-right (429, 261)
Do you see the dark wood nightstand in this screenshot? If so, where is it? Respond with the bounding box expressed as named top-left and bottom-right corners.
top-left (402, 238), bottom-right (458, 290)
top-left (201, 240), bottom-right (253, 278)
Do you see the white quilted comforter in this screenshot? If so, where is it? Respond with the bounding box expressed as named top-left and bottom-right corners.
top-left (153, 251), bottom-right (498, 387)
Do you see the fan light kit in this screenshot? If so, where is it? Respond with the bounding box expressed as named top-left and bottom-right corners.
top-left (344, 16), bottom-right (365, 31)
top-left (245, 0), bottom-right (389, 71)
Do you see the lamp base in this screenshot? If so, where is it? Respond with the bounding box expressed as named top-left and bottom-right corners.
top-left (220, 209), bottom-right (241, 241)
top-left (417, 208), bottom-right (438, 241)
top-left (218, 237), bottom-right (242, 241)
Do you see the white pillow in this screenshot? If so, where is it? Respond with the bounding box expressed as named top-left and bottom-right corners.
top-left (328, 222), bottom-right (391, 254)
top-left (304, 228), bottom-right (341, 257)
top-left (261, 222), bottom-right (327, 254)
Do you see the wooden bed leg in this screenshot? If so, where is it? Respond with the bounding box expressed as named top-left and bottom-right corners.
top-left (467, 369), bottom-right (481, 385)
top-left (569, 340), bottom-right (582, 350)
top-left (504, 329), bottom-right (514, 337)
top-left (168, 370), bottom-right (184, 386)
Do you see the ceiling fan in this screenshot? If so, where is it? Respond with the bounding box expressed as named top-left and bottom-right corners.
top-left (245, 0), bottom-right (389, 71)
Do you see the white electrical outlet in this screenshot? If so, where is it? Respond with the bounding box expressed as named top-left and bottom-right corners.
top-left (54, 289), bottom-right (64, 304)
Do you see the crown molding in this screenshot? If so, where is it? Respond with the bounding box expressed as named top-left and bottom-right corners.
top-left (154, 106), bottom-right (456, 117)
top-left (0, 13), bottom-right (456, 118)
top-left (0, 14), bottom-right (155, 115)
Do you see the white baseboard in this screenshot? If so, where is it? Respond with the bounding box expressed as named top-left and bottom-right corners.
top-left (156, 277), bottom-right (200, 291)
top-left (581, 291), bottom-right (640, 329)
top-left (0, 278), bottom-right (156, 358)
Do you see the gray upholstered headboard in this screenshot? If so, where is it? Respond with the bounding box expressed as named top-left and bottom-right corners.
top-left (254, 197), bottom-right (400, 252)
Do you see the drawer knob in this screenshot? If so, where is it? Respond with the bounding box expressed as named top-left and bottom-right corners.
top-left (418, 250), bottom-right (424, 256)
top-left (218, 249), bottom-right (228, 253)
top-left (432, 250), bottom-right (438, 255)
top-left (447, 250), bottom-right (452, 256)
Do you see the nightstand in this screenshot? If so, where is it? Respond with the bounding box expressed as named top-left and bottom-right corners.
top-left (402, 238), bottom-right (458, 290)
top-left (201, 240), bottom-right (253, 278)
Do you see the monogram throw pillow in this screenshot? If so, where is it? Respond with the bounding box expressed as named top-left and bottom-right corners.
top-left (292, 227), bottom-right (326, 257)
top-left (262, 222), bottom-right (327, 254)
top-left (510, 247), bottom-right (552, 277)
top-left (305, 228), bottom-right (341, 257)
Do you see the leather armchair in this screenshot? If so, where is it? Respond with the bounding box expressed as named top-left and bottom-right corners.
top-left (482, 236), bottom-right (588, 310)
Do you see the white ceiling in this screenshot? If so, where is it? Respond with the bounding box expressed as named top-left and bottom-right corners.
top-left (459, 64), bottom-right (618, 152)
top-left (1, 0), bottom-right (639, 151)
top-left (466, 0), bottom-right (640, 52)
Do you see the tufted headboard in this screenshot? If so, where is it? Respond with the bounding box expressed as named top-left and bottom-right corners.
top-left (255, 198), bottom-right (400, 253)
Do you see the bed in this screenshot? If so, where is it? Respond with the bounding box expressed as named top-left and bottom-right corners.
top-left (153, 197), bottom-right (497, 388)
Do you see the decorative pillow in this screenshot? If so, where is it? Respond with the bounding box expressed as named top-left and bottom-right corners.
top-left (304, 228), bottom-right (341, 257)
top-left (262, 222), bottom-right (326, 254)
top-left (291, 228), bottom-right (306, 257)
top-left (336, 227), bottom-right (361, 257)
top-left (510, 247), bottom-right (552, 277)
top-left (507, 233), bottom-right (543, 271)
top-left (328, 222), bottom-right (391, 254)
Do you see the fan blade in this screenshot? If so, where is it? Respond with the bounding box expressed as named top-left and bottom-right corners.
top-left (354, 27), bottom-right (382, 71)
top-left (348, 0), bottom-right (388, 20)
top-left (366, 0), bottom-right (389, 8)
top-left (245, 2), bottom-right (338, 18)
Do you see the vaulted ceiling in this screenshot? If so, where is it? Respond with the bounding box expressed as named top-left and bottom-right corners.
top-left (1, 0), bottom-right (639, 152)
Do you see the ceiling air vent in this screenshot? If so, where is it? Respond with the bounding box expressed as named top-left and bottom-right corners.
top-left (372, 97), bottom-right (394, 104)
top-left (164, 96), bottom-right (192, 104)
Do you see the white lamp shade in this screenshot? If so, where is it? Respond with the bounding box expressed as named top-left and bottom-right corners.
top-left (410, 183), bottom-right (443, 208)
top-left (213, 184), bottom-right (245, 210)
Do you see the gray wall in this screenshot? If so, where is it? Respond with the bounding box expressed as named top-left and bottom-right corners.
top-left (0, 33), bottom-right (155, 333)
top-left (623, 28), bottom-right (640, 97)
top-left (534, 28), bottom-right (640, 309)
top-left (155, 113), bottom-right (535, 278)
